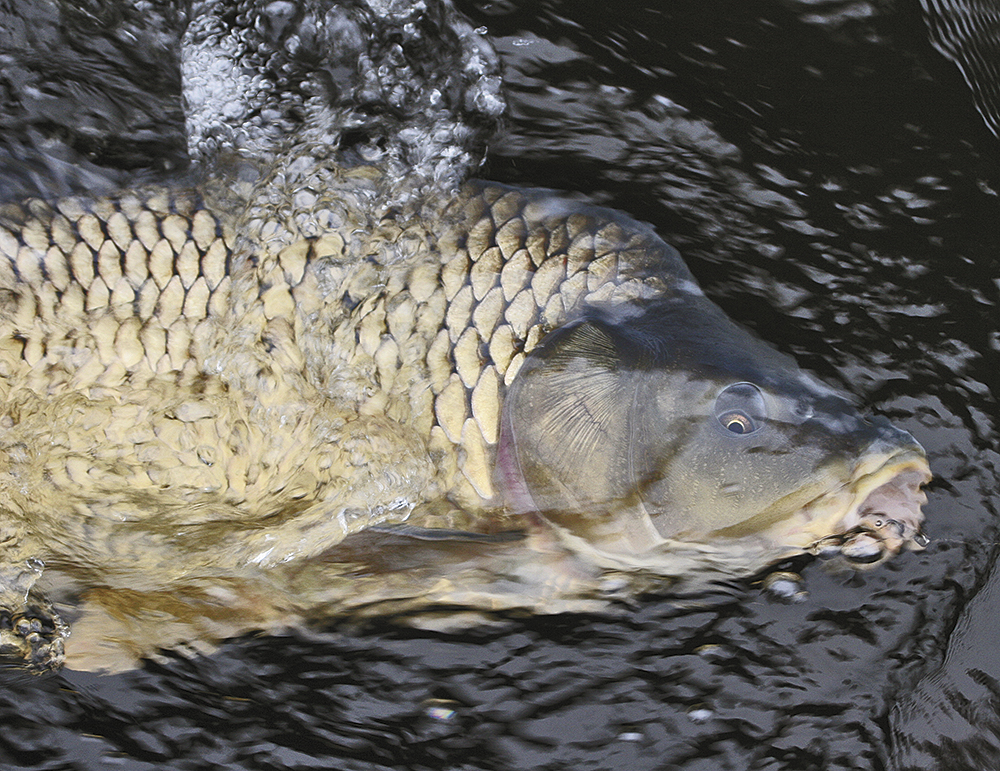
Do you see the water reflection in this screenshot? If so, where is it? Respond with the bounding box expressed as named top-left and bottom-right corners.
top-left (920, 0), bottom-right (1000, 139)
top-left (0, 0), bottom-right (186, 200)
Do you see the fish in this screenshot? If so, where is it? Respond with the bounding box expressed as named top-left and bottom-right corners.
top-left (0, 0), bottom-right (933, 672)
top-left (0, 167), bottom-right (930, 672)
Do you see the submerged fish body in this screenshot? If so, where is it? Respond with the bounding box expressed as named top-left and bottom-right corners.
top-left (0, 171), bottom-right (929, 671)
top-left (0, 0), bottom-right (931, 671)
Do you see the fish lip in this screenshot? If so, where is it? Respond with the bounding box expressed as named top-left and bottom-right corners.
top-left (845, 450), bottom-right (930, 520)
top-left (838, 449), bottom-right (932, 548)
top-left (753, 445), bottom-right (931, 562)
top-left (804, 447), bottom-right (932, 563)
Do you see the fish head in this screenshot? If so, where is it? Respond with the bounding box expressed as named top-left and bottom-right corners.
top-left (497, 294), bottom-right (931, 567)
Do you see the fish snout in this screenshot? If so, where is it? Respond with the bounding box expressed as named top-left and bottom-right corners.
top-left (863, 415), bottom-right (924, 455)
top-left (830, 455), bottom-right (931, 566)
top-left (806, 413), bottom-right (931, 566)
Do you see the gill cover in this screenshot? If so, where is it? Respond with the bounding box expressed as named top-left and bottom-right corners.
top-left (496, 315), bottom-right (665, 553)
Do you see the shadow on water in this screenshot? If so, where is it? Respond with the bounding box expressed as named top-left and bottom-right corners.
top-left (0, 0), bottom-right (998, 769)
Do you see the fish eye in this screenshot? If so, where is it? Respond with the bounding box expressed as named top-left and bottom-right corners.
top-left (719, 411), bottom-right (755, 434)
top-left (714, 382), bottom-right (766, 436)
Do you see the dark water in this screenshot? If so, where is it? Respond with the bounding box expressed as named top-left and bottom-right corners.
top-left (0, 1), bottom-right (998, 769)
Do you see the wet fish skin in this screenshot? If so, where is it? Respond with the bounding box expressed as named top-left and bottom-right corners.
top-left (0, 179), bottom-right (687, 576)
top-left (0, 170), bottom-right (931, 671)
top-left (0, 177), bottom-right (689, 668)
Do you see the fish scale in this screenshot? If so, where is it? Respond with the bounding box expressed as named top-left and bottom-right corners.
top-left (0, 178), bottom-right (681, 550)
top-left (2, 194), bottom-right (234, 389)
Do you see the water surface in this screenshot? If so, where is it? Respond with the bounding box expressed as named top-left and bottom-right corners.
top-left (0, 1), bottom-right (998, 769)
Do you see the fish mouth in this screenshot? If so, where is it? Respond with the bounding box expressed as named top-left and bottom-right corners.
top-left (747, 443), bottom-right (931, 569)
top-left (796, 447), bottom-right (932, 566)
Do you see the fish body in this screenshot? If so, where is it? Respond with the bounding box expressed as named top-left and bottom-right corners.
top-left (0, 179), bottom-right (688, 563)
top-left (0, 172), bottom-right (929, 671)
top-left (0, 0), bottom-right (931, 671)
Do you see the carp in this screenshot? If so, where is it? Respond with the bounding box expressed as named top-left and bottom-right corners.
top-left (0, 0), bottom-right (929, 671)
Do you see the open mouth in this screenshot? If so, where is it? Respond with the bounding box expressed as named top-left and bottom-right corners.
top-left (811, 450), bottom-right (932, 565)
